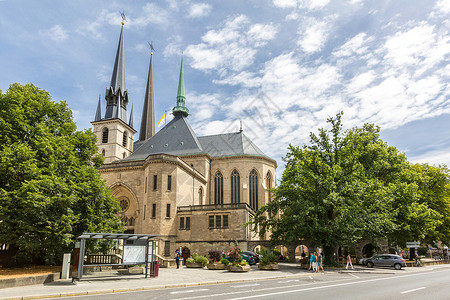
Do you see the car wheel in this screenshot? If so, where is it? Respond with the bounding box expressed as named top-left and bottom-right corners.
top-left (394, 263), bottom-right (402, 270)
top-left (367, 262), bottom-right (374, 268)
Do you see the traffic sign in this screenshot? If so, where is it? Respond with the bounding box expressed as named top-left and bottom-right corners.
top-left (406, 242), bottom-right (420, 248)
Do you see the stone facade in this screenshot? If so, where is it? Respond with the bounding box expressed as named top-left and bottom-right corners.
top-left (98, 151), bottom-right (276, 259)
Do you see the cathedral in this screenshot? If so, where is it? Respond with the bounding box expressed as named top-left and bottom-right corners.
top-left (91, 23), bottom-right (277, 260)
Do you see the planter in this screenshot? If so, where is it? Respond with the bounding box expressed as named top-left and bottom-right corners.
top-left (207, 263), bottom-right (226, 270)
top-left (186, 262), bottom-right (204, 268)
top-left (258, 263), bottom-right (279, 270)
top-left (228, 265), bottom-right (251, 272)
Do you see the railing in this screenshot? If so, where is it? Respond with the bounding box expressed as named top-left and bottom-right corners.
top-left (86, 254), bottom-right (122, 264)
top-left (177, 203), bottom-right (254, 212)
top-left (156, 254), bottom-right (176, 268)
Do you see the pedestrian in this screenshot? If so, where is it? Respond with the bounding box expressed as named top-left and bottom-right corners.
top-left (317, 252), bottom-right (324, 272)
top-left (311, 252), bottom-right (317, 272)
top-left (345, 253), bottom-right (354, 270)
top-left (175, 249), bottom-right (181, 269)
top-left (309, 252), bottom-right (314, 271)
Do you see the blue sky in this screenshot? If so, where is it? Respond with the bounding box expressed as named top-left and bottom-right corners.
top-left (1, 0), bottom-right (449, 178)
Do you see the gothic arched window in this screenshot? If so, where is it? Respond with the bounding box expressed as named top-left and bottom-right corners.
top-left (249, 169), bottom-right (258, 211)
top-left (231, 169), bottom-right (240, 204)
top-left (266, 172), bottom-right (272, 202)
top-left (214, 171), bottom-right (223, 205)
top-left (102, 128), bottom-right (109, 143)
top-left (123, 131), bottom-right (128, 147)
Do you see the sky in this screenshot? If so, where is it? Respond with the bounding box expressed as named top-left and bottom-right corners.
top-left (0, 0), bottom-right (449, 179)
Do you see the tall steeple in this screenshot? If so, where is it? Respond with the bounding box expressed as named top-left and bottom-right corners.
top-left (104, 21), bottom-right (128, 123)
top-left (139, 51), bottom-right (156, 141)
top-left (172, 57), bottom-right (189, 117)
top-left (94, 94), bottom-right (102, 121)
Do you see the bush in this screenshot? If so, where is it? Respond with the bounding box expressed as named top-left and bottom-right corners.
top-left (229, 241), bottom-right (242, 264)
top-left (208, 249), bottom-right (222, 263)
top-left (221, 258), bottom-right (230, 265)
top-left (186, 258), bottom-right (195, 264)
top-left (259, 249), bottom-right (278, 266)
top-left (195, 255), bottom-right (208, 267)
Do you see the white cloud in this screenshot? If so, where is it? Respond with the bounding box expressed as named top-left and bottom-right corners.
top-left (185, 15), bottom-right (278, 72)
top-left (273, 0), bottom-right (330, 10)
top-left (164, 35), bottom-right (183, 58)
top-left (435, 0), bottom-right (450, 14)
top-left (44, 25), bottom-right (68, 42)
top-left (333, 33), bottom-right (374, 57)
top-left (409, 148), bottom-right (450, 167)
top-left (131, 3), bottom-right (170, 27)
top-left (188, 3), bottom-right (212, 18)
top-left (273, 0), bottom-right (297, 8)
top-left (297, 18), bottom-right (330, 53)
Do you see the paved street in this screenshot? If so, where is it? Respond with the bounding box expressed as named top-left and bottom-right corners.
top-left (46, 266), bottom-right (450, 300)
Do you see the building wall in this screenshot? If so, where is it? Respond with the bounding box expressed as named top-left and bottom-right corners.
top-left (98, 151), bottom-right (276, 258)
top-left (209, 156), bottom-right (276, 209)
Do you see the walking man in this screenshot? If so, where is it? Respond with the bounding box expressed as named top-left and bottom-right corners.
top-left (345, 253), bottom-right (354, 270)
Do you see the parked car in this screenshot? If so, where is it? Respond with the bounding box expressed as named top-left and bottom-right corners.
top-left (243, 251), bottom-right (260, 263)
top-left (365, 254), bottom-right (406, 270)
top-left (225, 253), bottom-right (256, 265)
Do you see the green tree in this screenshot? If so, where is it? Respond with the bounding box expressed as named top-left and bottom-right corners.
top-left (0, 83), bottom-right (122, 265)
top-left (392, 163), bottom-right (450, 247)
top-left (251, 113), bottom-right (444, 265)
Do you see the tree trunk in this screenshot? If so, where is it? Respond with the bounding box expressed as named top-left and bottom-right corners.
top-left (323, 245), bottom-right (340, 267)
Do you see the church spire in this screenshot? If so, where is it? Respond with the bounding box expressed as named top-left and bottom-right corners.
top-left (129, 104), bottom-right (134, 128)
top-left (104, 18), bottom-right (129, 123)
top-left (94, 94), bottom-right (102, 121)
top-left (172, 57), bottom-right (189, 117)
top-left (139, 50), bottom-right (155, 141)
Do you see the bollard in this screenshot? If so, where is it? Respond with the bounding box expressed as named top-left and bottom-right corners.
top-left (61, 253), bottom-right (71, 279)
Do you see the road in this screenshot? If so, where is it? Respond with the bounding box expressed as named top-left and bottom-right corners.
top-left (53, 267), bottom-right (450, 300)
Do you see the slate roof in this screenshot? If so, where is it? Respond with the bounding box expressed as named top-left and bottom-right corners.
top-left (198, 132), bottom-right (267, 158)
top-left (122, 116), bottom-right (270, 162)
top-left (123, 115), bottom-right (203, 161)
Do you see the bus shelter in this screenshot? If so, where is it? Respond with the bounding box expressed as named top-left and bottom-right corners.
top-left (74, 233), bottom-right (159, 280)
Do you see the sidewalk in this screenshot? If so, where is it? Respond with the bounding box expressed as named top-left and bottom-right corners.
top-left (1, 263), bottom-right (446, 300)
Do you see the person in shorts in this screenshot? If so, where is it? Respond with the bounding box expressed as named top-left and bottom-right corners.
top-left (317, 252), bottom-right (324, 272)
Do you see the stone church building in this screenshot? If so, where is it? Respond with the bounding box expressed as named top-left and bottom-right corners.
top-left (91, 24), bottom-right (277, 259)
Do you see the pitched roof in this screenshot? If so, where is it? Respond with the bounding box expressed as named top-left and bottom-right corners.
top-left (198, 132), bottom-right (268, 158)
top-left (123, 115), bottom-right (203, 161)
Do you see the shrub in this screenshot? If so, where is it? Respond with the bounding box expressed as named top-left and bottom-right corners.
top-left (186, 258), bottom-right (195, 264)
top-left (208, 249), bottom-right (222, 263)
top-left (229, 241), bottom-right (242, 264)
top-left (195, 255), bottom-right (208, 267)
top-left (259, 249), bottom-right (278, 266)
top-left (221, 258), bottom-right (230, 265)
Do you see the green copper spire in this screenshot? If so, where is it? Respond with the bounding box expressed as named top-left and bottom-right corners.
top-left (172, 57), bottom-right (189, 117)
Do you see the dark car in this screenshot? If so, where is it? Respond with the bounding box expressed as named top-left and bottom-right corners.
top-left (243, 251), bottom-right (260, 263)
top-left (365, 254), bottom-right (406, 270)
